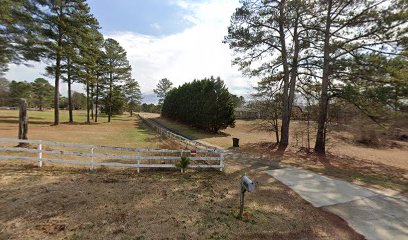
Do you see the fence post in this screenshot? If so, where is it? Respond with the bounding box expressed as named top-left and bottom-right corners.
top-left (220, 151), bottom-right (224, 171)
top-left (38, 142), bottom-right (43, 168)
top-left (137, 149), bottom-right (140, 173)
top-left (18, 99), bottom-right (28, 147)
top-left (90, 147), bottom-right (94, 171)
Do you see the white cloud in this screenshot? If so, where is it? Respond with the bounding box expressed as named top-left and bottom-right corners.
top-left (107, 0), bottom-right (254, 100)
top-left (4, 0), bottom-right (255, 103)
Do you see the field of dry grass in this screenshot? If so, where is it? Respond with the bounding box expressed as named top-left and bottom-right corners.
top-left (0, 110), bottom-right (363, 239)
top-left (0, 161), bottom-right (363, 239)
top-left (141, 113), bottom-right (408, 194)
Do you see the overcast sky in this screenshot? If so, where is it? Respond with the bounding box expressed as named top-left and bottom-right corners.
top-left (4, 0), bottom-right (255, 103)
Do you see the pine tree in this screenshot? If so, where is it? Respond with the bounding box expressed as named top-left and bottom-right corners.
top-left (0, 0), bottom-right (43, 73)
top-left (309, 0), bottom-right (407, 154)
top-left (35, 0), bottom-right (96, 125)
top-left (153, 78), bottom-right (173, 105)
top-left (224, 0), bottom-right (312, 149)
top-left (77, 28), bottom-right (104, 123)
top-left (31, 78), bottom-right (54, 110)
top-left (162, 77), bottom-right (235, 133)
top-left (125, 78), bottom-right (142, 116)
top-left (103, 38), bottom-right (131, 122)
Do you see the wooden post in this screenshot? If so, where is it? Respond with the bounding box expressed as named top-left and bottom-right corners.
top-left (90, 147), bottom-right (94, 171)
top-left (220, 152), bottom-right (224, 171)
top-left (137, 149), bottom-right (140, 173)
top-left (239, 187), bottom-right (246, 219)
top-left (38, 142), bottom-right (43, 167)
top-left (18, 99), bottom-right (28, 146)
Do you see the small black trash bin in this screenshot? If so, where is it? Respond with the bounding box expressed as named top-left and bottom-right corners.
top-left (232, 138), bottom-right (240, 147)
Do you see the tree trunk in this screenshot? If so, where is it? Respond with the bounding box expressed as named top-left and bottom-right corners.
top-left (67, 58), bottom-right (73, 123)
top-left (18, 99), bottom-right (28, 144)
top-left (278, 0), bottom-right (290, 148)
top-left (274, 103), bottom-right (280, 144)
top-left (91, 85), bottom-right (94, 120)
top-left (306, 98), bottom-right (311, 153)
top-left (108, 72), bottom-right (112, 123)
top-left (95, 78), bottom-right (99, 123)
top-left (285, 10), bottom-right (300, 143)
top-left (86, 78), bottom-right (90, 124)
top-left (315, 0), bottom-right (333, 155)
top-left (54, 49), bottom-right (61, 126)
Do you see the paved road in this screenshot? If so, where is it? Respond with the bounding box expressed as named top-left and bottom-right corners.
top-left (267, 167), bottom-right (408, 240)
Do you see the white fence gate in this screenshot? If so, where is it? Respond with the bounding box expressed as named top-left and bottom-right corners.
top-left (0, 138), bottom-right (224, 171)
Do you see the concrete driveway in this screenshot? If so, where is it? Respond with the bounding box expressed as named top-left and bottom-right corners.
top-left (267, 167), bottom-right (408, 240)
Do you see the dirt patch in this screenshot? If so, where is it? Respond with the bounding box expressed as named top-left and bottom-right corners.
top-left (0, 162), bottom-right (363, 239)
top-left (36, 223), bottom-right (66, 234)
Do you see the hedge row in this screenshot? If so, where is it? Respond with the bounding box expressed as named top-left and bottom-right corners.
top-left (161, 77), bottom-right (235, 133)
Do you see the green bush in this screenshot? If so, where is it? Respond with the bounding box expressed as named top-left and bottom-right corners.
top-left (176, 156), bottom-right (190, 173)
top-left (161, 77), bottom-right (235, 133)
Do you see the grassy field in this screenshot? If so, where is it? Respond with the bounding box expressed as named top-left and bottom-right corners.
top-left (0, 110), bottom-right (167, 148)
top-left (0, 110), bottom-right (363, 239)
top-left (141, 113), bottom-right (408, 195)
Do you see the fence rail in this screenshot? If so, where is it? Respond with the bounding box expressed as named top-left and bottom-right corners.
top-left (138, 114), bottom-right (219, 151)
top-left (0, 138), bottom-right (224, 172)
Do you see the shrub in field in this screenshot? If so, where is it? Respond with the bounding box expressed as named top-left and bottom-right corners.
top-left (176, 156), bottom-right (190, 173)
top-left (161, 77), bottom-right (235, 133)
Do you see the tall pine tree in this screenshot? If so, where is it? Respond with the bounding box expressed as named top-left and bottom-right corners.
top-left (125, 78), bottom-right (142, 116)
top-left (102, 38), bottom-right (131, 122)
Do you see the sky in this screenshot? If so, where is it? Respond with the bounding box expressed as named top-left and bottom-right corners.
top-left (4, 0), bottom-right (255, 103)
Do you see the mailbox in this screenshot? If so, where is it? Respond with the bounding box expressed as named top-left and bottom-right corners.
top-left (238, 174), bottom-right (255, 219)
top-left (241, 175), bottom-right (255, 192)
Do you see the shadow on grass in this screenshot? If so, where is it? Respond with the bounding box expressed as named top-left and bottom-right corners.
top-left (0, 119), bottom-right (52, 125)
top-left (60, 121), bottom-right (101, 126)
top-left (0, 116), bottom-right (46, 120)
top-left (0, 116), bottom-right (50, 125)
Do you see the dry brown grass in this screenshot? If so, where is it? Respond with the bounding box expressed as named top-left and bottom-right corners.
top-left (0, 161), bottom-right (363, 240)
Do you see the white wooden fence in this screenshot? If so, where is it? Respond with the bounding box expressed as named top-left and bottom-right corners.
top-left (0, 138), bottom-right (224, 172)
top-left (139, 114), bottom-right (217, 151)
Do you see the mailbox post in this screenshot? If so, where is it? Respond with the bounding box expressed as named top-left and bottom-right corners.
top-left (239, 175), bottom-right (255, 219)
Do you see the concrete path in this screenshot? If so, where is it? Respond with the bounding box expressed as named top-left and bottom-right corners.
top-left (267, 168), bottom-right (408, 240)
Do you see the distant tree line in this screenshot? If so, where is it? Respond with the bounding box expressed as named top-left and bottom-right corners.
top-left (225, 0), bottom-right (408, 154)
top-left (0, 0), bottom-right (142, 124)
top-left (0, 77), bottom-right (87, 110)
top-left (162, 77), bottom-right (235, 133)
top-left (140, 103), bottom-right (161, 113)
